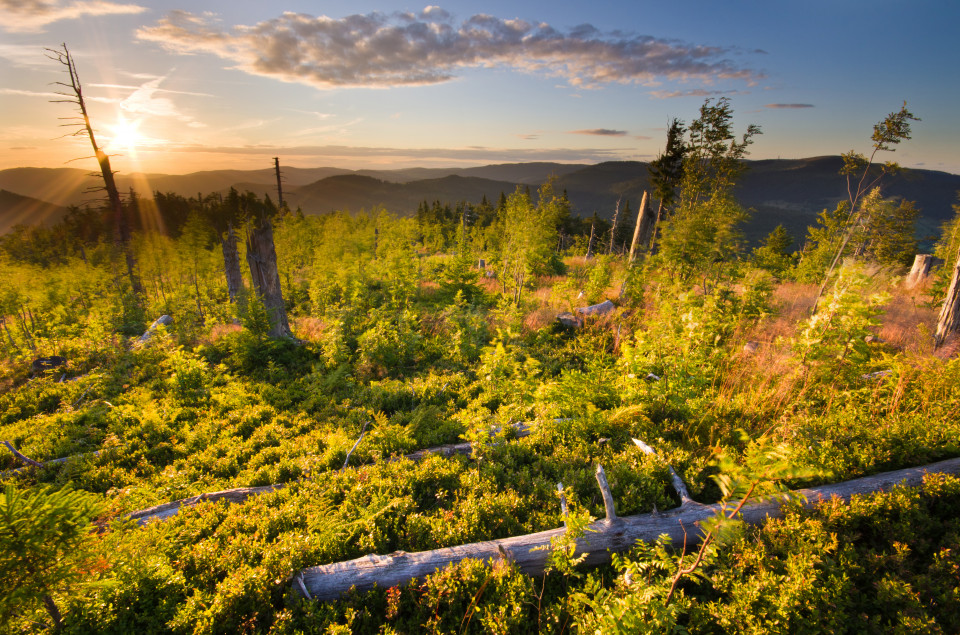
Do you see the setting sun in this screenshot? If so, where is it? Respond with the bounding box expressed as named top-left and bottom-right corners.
top-left (106, 116), bottom-right (143, 153)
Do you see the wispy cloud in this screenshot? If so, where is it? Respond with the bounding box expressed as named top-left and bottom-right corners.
top-left (118, 76), bottom-right (203, 127)
top-left (764, 103), bottom-right (814, 109)
top-left (570, 128), bottom-right (627, 136)
top-left (137, 9), bottom-right (763, 90)
top-left (90, 82), bottom-right (213, 98)
top-left (0, 43), bottom-right (50, 67)
top-left (0, 0), bottom-right (146, 33)
top-left (0, 88), bottom-right (63, 98)
top-left (650, 88), bottom-right (747, 99)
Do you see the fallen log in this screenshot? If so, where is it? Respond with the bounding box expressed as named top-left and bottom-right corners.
top-left (576, 299), bottom-right (616, 317)
top-left (1, 441), bottom-right (113, 475)
top-left (2, 440), bottom-right (44, 468)
top-left (127, 485), bottom-right (284, 525)
top-left (127, 422), bottom-right (537, 525)
top-left (295, 456), bottom-right (960, 601)
top-left (138, 315), bottom-right (173, 343)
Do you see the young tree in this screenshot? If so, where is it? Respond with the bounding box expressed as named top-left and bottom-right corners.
top-left (499, 180), bottom-right (567, 304)
top-left (812, 103), bottom-right (920, 310)
top-left (856, 190), bottom-right (919, 267)
top-left (753, 224), bottom-right (795, 276)
top-left (658, 98), bottom-right (760, 285)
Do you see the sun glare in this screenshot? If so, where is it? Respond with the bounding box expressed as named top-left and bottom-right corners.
top-left (107, 116), bottom-right (144, 153)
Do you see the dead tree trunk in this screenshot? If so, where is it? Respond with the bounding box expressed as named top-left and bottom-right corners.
top-left (627, 191), bottom-right (651, 263)
top-left (220, 222), bottom-right (244, 302)
top-left (934, 247), bottom-right (960, 349)
top-left (295, 457), bottom-right (960, 601)
top-left (274, 157), bottom-right (285, 209)
top-left (48, 44), bottom-right (142, 297)
top-left (607, 197), bottom-right (621, 255)
top-left (245, 218), bottom-right (292, 338)
top-left (585, 217), bottom-right (596, 261)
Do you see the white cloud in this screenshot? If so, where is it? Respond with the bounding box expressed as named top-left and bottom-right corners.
top-left (0, 0), bottom-right (146, 33)
top-left (137, 9), bottom-right (763, 90)
top-left (0, 43), bottom-right (50, 67)
top-left (0, 88), bottom-right (62, 98)
top-left (118, 76), bottom-right (202, 126)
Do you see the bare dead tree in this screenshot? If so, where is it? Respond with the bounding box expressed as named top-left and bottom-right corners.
top-left (46, 44), bottom-right (143, 297)
top-left (607, 196), bottom-right (621, 255)
top-left (273, 156), bottom-right (285, 209)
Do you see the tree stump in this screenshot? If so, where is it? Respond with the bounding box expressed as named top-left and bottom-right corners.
top-left (935, 248), bottom-right (960, 349)
top-left (905, 254), bottom-right (941, 288)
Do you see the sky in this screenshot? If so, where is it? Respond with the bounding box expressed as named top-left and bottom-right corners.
top-left (1, 0), bottom-right (958, 176)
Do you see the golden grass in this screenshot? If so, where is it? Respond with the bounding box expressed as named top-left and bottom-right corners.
top-left (292, 317), bottom-right (326, 343)
top-left (204, 323), bottom-right (242, 343)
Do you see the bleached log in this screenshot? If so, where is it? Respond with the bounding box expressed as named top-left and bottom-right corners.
top-left (1, 442), bottom-right (111, 475)
top-left (2, 440), bottom-right (44, 468)
top-left (127, 485), bottom-right (284, 525)
top-left (127, 422), bottom-right (538, 525)
top-left (576, 299), bottom-right (616, 317)
top-left (138, 315), bottom-right (173, 343)
top-left (295, 457), bottom-right (960, 601)
top-left (392, 422), bottom-right (535, 463)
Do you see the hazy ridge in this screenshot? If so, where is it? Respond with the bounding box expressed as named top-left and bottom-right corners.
top-left (2, 159), bottom-right (958, 245)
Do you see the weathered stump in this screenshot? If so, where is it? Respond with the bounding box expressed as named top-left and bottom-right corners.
top-left (905, 254), bottom-right (942, 288)
top-left (935, 248), bottom-right (960, 349)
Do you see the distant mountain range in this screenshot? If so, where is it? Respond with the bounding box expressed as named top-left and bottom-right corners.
top-left (2, 159), bottom-right (958, 246)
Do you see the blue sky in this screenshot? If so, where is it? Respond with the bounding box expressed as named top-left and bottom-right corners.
top-left (1, 0), bottom-right (957, 175)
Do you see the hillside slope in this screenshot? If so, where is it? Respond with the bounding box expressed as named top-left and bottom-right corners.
top-left (0, 189), bottom-right (68, 234)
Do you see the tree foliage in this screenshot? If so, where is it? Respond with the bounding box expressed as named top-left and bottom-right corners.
top-left (658, 98), bottom-right (760, 283)
top-left (0, 485), bottom-right (105, 630)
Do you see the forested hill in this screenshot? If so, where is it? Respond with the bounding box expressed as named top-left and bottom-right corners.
top-left (0, 189), bottom-right (67, 235)
top-left (2, 158), bottom-right (959, 244)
